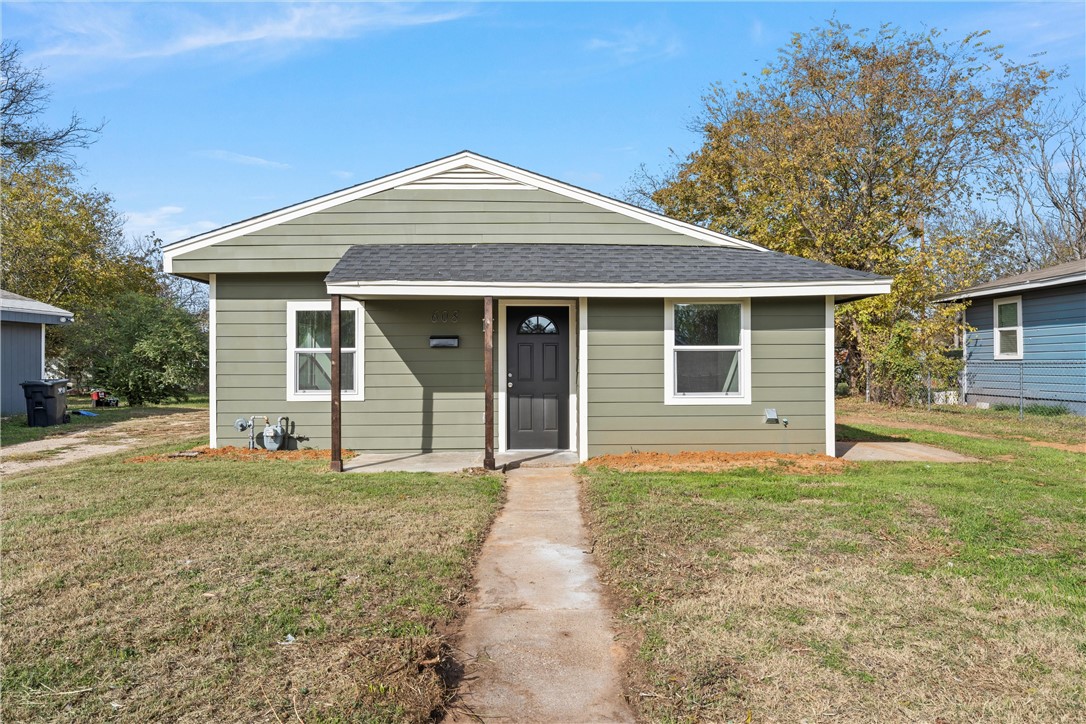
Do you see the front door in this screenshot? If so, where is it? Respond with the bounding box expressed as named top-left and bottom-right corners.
top-left (507, 306), bottom-right (570, 449)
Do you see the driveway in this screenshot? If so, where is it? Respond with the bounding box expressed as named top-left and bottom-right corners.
top-left (0, 410), bottom-right (207, 477)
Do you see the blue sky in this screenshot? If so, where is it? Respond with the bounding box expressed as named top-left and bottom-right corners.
top-left (5, 1), bottom-right (1084, 245)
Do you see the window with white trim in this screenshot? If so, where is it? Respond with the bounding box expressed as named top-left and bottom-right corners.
top-left (993, 296), bottom-right (1023, 360)
top-left (664, 300), bottom-right (751, 405)
top-left (286, 301), bottom-right (364, 401)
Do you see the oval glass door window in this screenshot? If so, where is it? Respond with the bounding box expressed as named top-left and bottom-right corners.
top-left (518, 315), bottom-right (557, 334)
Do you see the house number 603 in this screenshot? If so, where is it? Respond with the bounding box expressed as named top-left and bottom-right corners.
top-left (431, 310), bottom-right (459, 323)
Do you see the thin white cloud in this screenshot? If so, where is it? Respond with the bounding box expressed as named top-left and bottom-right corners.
top-left (955, 2), bottom-right (1085, 60)
top-left (21, 2), bottom-right (472, 66)
top-left (750, 18), bottom-right (766, 46)
top-left (197, 149), bottom-right (291, 170)
top-left (125, 205), bottom-right (217, 244)
top-left (586, 25), bottom-right (682, 64)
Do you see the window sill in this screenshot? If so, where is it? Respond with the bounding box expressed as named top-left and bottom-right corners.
top-left (664, 394), bottom-right (752, 406)
top-left (286, 392), bottom-right (365, 402)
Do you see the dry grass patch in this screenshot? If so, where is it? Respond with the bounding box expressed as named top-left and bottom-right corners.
top-left (2, 440), bottom-right (502, 722)
top-left (127, 445), bottom-right (358, 463)
top-left (583, 432), bottom-right (1086, 722)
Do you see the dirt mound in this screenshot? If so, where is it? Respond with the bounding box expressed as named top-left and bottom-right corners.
top-left (585, 450), bottom-right (849, 474)
top-left (128, 445), bottom-right (356, 463)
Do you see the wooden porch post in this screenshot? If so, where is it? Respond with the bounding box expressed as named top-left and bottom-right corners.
top-left (330, 294), bottom-right (343, 472)
top-left (483, 296), bottom-right (496, 470)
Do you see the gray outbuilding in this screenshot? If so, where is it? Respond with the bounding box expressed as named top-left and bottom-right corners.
top-left (0, 290), bottom-right (73, 416)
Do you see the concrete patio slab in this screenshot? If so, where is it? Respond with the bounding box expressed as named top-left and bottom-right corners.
top-left (836, 440), bottom-right (979, 462)
top-left (342, 449), bottom-right (579, 473)
top-left (450, 467), bottom-right (634, 723)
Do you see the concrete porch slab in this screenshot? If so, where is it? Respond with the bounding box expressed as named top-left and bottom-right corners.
top-left (342, 449), bottom-right (579, 473)
top-left (836, 441), bottom-right (979, 462)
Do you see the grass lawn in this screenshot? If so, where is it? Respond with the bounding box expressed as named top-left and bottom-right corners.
top-left (0, 394), bottom-right (210, 448)
top-left (837, 396), bottom-right (1085, 448)
top-left (583, 408), bottom-right (1086, 722)
top-left (2, 438), bottom-right (502, 722)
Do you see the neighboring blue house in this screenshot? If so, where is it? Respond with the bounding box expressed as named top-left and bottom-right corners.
top-left (0, 290), bottom-right (74, 416)
top-left (938, 260), bottom-right (1086, 415)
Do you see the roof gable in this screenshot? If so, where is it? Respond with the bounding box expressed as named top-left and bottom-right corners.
top-left (163, 151), bottom-right (763, 272)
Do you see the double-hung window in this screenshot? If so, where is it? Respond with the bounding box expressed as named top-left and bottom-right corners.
top-left (993, 296), bottom-right (1023, 360)
top-left (664, 300), bottom-right (751, 405)
top-left (286, 301), bottom-right (364, 401)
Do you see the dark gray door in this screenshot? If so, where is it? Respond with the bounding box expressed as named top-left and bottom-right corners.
top-left (507, 307), bottom-right (569, 449)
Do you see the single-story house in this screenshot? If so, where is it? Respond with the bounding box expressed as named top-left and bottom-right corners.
top-left (0, 290), bottom-right (74, 416)
top-left (163, 151), bottom-right (891, 468)
top-left (938, 259), bottom-right (1086, 415)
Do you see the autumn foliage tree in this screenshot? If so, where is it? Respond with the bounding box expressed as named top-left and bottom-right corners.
top-left (1, 43), bottom-right (206, 397)
top-left (635, 21), bottom-right (1052, 400)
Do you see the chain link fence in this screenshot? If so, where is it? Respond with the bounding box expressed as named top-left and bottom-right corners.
top-left (959, 359), bottom-right (1086, 417)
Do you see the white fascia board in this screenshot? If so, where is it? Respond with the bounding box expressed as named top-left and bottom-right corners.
top-left (939, 272), bottom-right (1086, 302)
top-left (161, 151), bottom-right (764, 266)
top-left (325, 280), bottom-right (892, 299)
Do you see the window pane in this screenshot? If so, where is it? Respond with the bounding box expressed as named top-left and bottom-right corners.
top-left (518, 315), bottom-right (557, 334)
top-left (998, 330), bottom-right (1018, 356)
top-left (296, 352), bottom-right (355, 392)
top-left (295, 309), bottom-right (356, 348)
top-left (675, 350), bottom-right (740, 394)
top-left (675, 304), bottom-right (740, 346)
top-left (997, 302), bottom-right (1018, 329)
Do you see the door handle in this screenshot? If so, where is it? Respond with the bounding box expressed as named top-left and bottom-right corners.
top-left (507, 382), bottom-right (513, 388)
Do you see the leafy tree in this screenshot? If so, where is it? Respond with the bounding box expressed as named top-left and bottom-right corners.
top-left (1, 40), bottom-right (102, 171)
top-left (635, 21), bottom-right (1052, 400)
top-left (65, 292), bottom-right (208, 405)
top-left (1, 162), bottom-right (159, 316)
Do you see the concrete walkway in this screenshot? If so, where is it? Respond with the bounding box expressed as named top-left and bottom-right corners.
top-left (836, 440), bottom-right (978, 462)
top-left (452, 466), bottom-right (634, 723)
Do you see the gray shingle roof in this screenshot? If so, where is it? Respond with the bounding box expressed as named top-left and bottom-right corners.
top-left (0, 289), bottom-right (74, 324)
top-left (326, 244), bottom-right (887, 287)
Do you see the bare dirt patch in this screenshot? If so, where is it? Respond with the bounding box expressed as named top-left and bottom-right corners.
top-left (1029, 440), bottom-right (1086, 453)
top-left (586, 450), bottom-right (850, 474)
top-left (0, 411), bottom-right (208, 477)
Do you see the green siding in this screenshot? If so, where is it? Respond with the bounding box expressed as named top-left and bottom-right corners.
top-left (214, 274), bottom-right (488, 451)
top-left (586, 298), bottom-right (828, 456)
top-left (214, 280), bottom-right (829, 454)
top-left (173, 188), bottom-right (710, 275)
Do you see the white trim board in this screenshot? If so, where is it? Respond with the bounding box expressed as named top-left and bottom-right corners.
top-left (577, 298), bottom-right (589, 462)
top-left (496, 299), bottom-right (578, 456)
top-left (162, 151), bottom-right (764, 271)
top-left (326, 280), bottom-right (892, 300)
top-left (825, 296), bottom-right (836, 457)
top-left (208, 274), bottom-right (217, 446)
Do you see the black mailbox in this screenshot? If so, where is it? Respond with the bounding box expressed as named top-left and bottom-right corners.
top-left (429, 336), bottom-right (459, 348)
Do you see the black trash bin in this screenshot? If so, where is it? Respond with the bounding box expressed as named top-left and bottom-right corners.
top-left (20, 379), bottom-right (70, 427)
